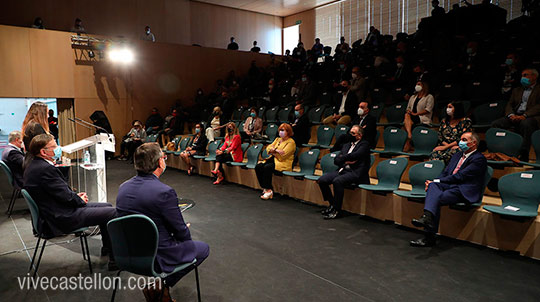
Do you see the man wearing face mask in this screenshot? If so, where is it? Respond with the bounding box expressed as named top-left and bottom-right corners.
top-left (323, 80), bottom-right (358, 126)
top-left (330, 102), bottom-right (377, 151)
top-left (492, 68), bottom-right (540, 162)
top-left (145, 107), bottom-right (164, 136)
top-left (141, 26), bottom-right (155, 42)
top-left (116, 143), bottom-right (209, 300)
top-left (2, 131), bottom-right (25, 205)
top-left (318, 125), bottom-right (371, 219)
top-left (349, 66), bottom-right (368, 101)
top-left (291, 104), bottom-right (311, 146)
top-left (23, 134), bottom-right (117, 269)
top-left (411, 132), bottom-right (487, 247)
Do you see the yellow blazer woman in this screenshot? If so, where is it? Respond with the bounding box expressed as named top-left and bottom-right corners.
top-left (265, 137), bottom-right (296, 171)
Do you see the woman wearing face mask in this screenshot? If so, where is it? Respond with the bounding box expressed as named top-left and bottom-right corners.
top-left (255, 123), bottom-right (296, 200)
top-left (124, 120), bottom-right (147, 162)
top-left (403, 81), bottom-right (434, 151)
top-left (430, 102), bottom-right (472, 163)
top-left (242, 107), bottom-right (263, 141)
top-left (205, 106), bottom-right (227, 141)
top-left (180, 123), bottom-right (208, 176)
top-left (22, 101), bottom-right (51, 169)
top-left (211, 123), bottom-right (242, 184)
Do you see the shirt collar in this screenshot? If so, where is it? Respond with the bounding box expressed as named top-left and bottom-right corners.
top-left (8, 143), bottom-right (21, 152)
top-left (462, 148), bottom-right (476, 160)
top-left (525, 83), bottom-right (536, 91)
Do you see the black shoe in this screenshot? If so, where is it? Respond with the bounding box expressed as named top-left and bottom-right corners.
top-left (411, 214), bottom-right (434, 230)
top-left (323, 209), bottom-right (340, 220)
top-left (108, 260), bottom-right (119, 271)
top-left (410, 236), bottom-right (436, 247)
top-left (320, 206), bottom-right (333, 215)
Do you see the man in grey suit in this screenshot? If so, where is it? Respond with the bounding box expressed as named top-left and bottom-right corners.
top-left (1, 131), bottom-right (24, 189)
top-left (492, 68), bottom-right (540, 161)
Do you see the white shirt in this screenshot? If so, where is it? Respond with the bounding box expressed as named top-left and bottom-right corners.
top-left (339, 91), bottom-right (348, 115)
top-left (8, 143), bottom-right (22, 153)
top-left (462, 148), bottom-right (476, 161)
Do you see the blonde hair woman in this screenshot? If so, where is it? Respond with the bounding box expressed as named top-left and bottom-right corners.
top-left (211, 122), bottom-right (242, 184)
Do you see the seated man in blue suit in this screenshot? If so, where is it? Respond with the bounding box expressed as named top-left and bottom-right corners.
top-left (116, 143), bottom-right (209, 301)
top-left (411, 132), bottom-right (487, 247)
top-left (2, 130), bottom-right (24, 189)
top-left (23, 134), bottom-right (117, 268)
top-left (318, 125), bottom-right (371, 219)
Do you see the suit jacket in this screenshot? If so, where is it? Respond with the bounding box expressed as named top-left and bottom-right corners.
top-left (352, 114), bottom-right (377, 149)
top-left (292, 113), bottom-right (311, 146)
top-left (23, 157), bottom-right (87, 237)
top-left (437, 150), bottom-right (487, 204)
top-left (334, 140), bottom-right (371, 184)
top-left (506, 85), bottom-right (540, 124)
top-left (189, 134), bottom-right (208, 155)
top-left (2, 144), bottom-right (24, 189)
top-left (116, 173), bottom-right (196, 273)
top-left (333, 91), bottom-right (359, 117)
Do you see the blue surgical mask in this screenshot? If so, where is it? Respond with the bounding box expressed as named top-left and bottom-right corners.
top-left (521, 77), bottom-right (531, 87)
top-left (250, 112), bottom-right (256, 117)
top-left (195, 128), bottom-right (200, 133)
top-left (505, 58), bottom-right (513, 66)
top-left (53, 146), bottom-right (62, 160)
top-left (302, 77), bottom-right (307, 82)
top-left (458, 140), bottom-right (469, 152)
top-left (294, 110), bottom-right (300, 117)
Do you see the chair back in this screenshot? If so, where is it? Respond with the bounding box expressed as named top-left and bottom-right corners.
top-left (484, 166), bottom-right (494, 192)
top-left (278, 107), bottom-right (292, 123)
top-left (369, 104), bottom-right (384, 122)
top-left (375, 158), bottom-right (408, 189)
top-left (385, 102), bottom-right (407, 124)
top-left (265, 106), bottom-right (279, 122)
top-left (0, 160), bottom-right (14, 187)
top-left (178, 137), bottom-right (191, 152)
top-left (408, 160), bottom-right (445, 195)
top-left (207, 140), bottom-right (221, 157)
top-left (231, 107), bottom-right (244, 121)
top-left (21, 189), bottom-right (40, 234)
top-left (320, 152), bottom-right (339, 174)
top-left (297, 149), bottom-right (320, 175)
top-left (316, 126), bottom-right (334, 146)
top-left (322, 106), bottom-right (334, 119)
top-left (334, 125), bottom-right (350, 141)
top-left (246, 144), bottom-right (263, 167)
top-left (261, 147), bottom-right (270, 160)
top-left (473, 101), bottom-right (505, 125)
top-left (308, 105), bottom-right (325, 123)
top-left (410, 127), bottom-right (438, 155)
top-left (531, 130), bottom-right (540, 164)
top-left (258, 106), bottom-right (266, 120)
top-left (485, 128), bottom-right (523, 157)
top-left (382, 127), bottom-right (407, 153)
top-left (107, 214), bottom-right (159, 277)
top-left (241, 109), bottom-right (251, 120)
top-left (498, 171), bottom-right (540, 213)
top-left (171, 137), bottom-right (181, 149)
top-left (265, 124), bottom-right (279, 142)
top-left (370, 154), bottom-right (375, 168)
top-left (238, 121), bottom-right (246, 133)
top-left (319, 92), bottom-right (333, 105)
top-left (241, 143), bottom-right (250, 155)
top-left (146, 134), bottom-right (158, 143)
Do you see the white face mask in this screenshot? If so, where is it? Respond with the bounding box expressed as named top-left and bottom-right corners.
top-left (415, 85), bottom-right (423, 93)
top-left (446, 108), bottom-right (454, 116)
top-left (397, 63), bottom-right (403, 68)
top-left (357, 108), bottom-right (364, 116)
top-left (351, 73), bottom-right (358, 79)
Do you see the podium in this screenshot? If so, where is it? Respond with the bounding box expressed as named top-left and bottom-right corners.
top-left (61, 133), bottom-right (115, 203)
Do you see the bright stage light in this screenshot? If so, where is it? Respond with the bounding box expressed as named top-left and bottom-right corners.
top-left (108, 48), bottom-right (134, 63)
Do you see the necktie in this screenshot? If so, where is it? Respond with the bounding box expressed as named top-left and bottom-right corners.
top-left (452, 156), bottom-right (466, 175)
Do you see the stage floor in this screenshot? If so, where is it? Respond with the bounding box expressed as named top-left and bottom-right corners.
top-left (1, 160), bottom-right (539, 302)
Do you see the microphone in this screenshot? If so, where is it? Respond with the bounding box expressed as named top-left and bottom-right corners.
top-left (74, 117), bottom-right (110, 136)
top-left (68, 117), bottom-right (95, 131)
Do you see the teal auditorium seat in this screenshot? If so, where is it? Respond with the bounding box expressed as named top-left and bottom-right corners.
top-left (265, 106), bottom-right (279, 123)
top-left (372, 127), bottom-right (407, 156)
top-left (393, 160), bottom-right (445, 199)
top-left (107, 214), bottom-right (201, 302)
top-left (283, 149), bottom-right (320, 178)
top-left (377, 102), bottom-right (406, 126)
top-left (369, 104), bottom-right (384, 123)
top-left (253, 123), bottom-right (278, 144)
top-left (305, 151), bottom-right (340, 181)
top-left (521, 129), bottom-right (540, 168)
top-left (308, 105), bottom-right (327, 124)
top-left (400, 126), bottom-right (438, 157)
top-left (303, 125), bottom-right (334, 148)
top-left (320, 125), bottom-right (349, 149)
top-left (277, 107), bottom-right (292, 123)
top-left (146, 134), bottom-right (158, 142)
top-left (483, 171), bottom-right (540, 218)
top-left (472, 101), bottom-right (506, 129)
top-left (165, 137), bottom-right (181, 154)
top-left (174, 137), bottom-right (191, 155)
top-left (1, 160), bottom-right (21, 217)
top-left (203, 140), bottom-right (223, 161)
top-left (358, 157), bottom-right (408, 193)
top-left (231, 107), bottom-right (245, 122)
top-left (485, 128), bottom-right (523, 165)
top-left (230, 144), bottom-right (263, 169)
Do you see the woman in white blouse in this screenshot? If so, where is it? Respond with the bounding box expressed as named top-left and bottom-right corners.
top-left (404, 81), bottom-right (434, 150)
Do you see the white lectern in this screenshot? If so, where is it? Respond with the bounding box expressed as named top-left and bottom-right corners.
top-left (61, 133), bottom-right (115, 203)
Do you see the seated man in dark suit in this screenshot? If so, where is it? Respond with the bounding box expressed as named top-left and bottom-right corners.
top-left (292, 104), bottom-right (311, 146)
top-left (23, 134), bottom-right (117, 268)
top-left (331, 102), bottom-right (377, 152)
top-left (492, 68), bottom-right (540, 161)
top-left (318, 125), bottom-right (371, 219)
top-left (116, 143), bottom-right (209, 300)
top-left (411, 132), bottom-right (487, 247)
top-left (2, 130), bottom-right (24, 189)
top-left (322, 80), bottom-right (359, 126)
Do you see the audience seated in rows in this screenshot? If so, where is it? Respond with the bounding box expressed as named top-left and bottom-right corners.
top-left (323, 80), bottom-right (358, 126)
top-left (211, 123), bottom-right (242, 185)
top-left (331, 102), bottom-right (377, 151)
top-left (180, 123), bottom-right (208, 176)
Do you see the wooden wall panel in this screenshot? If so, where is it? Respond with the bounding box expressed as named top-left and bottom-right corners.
top-left (0, 26), bottom-right (32, 97)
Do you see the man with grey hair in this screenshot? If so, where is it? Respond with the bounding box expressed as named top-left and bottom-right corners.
top-left (2, 130), bottom-right (24, 189)
top-left (411, 132), bottom-right (487, 247)
top-left (492, 68), bottom-right (540, 161)
top-left (116, 143), bottom-right (209, 300)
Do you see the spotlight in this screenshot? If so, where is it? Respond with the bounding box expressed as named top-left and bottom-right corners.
top-left (108, 48), bottom-right (134, 64)
top-left (88, 50), bottom-right (95, 58)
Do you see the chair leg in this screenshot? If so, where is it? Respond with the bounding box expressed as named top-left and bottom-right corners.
top-left (28, 236), bottom-right (42, 273)
top-left (80, 236), bottom-right (86, 260)
top-left (6, 188), bottom-right (16, 216)
top-left (195, 266), bottom-right (201, 302)
top-left (33, 238), bottom-right (47, 278)
top-left (82, 235), bottom-right (92, 274)
top-left (110, 270), bottom-right (122, 302)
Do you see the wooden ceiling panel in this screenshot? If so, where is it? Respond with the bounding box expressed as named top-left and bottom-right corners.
top-left (193, 0), bottom-right (338, 17)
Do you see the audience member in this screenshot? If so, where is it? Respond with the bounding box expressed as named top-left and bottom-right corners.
top-left (32, 17), bottom-right (44, 29)
top-left (430, 102), bottom-right (472, 163)
top-left (431, 0), bottom-right (446, 17)
top-left (1, 131), bottom-right (24, 189)
top-left (411, 132), bottom-right (487, 247)
top-left (297, 74), bottom-right (317, 106)
top-left (311, 38), bottom-right (324, 57)
top-left (335, 36), bottom-right (350, 54)
top-left (318, 125), bottom-right (371, 219)
top-left (227, 37), bottom-right (239, 50)
top-left (161, 108), bottom-right (183, 145)
top-left (492, 68), bottom-right (540, 161)
top-left (404, 81), bottom-right (434, 150)
top-left (242, 107), bottom-right (263, 141)
top-left (292, 42), bottom-right (307, 62)
top-left (141, 26), bottom-right (155, 42)
top-left (145, 107), bottom-right (164, 136)
top-left (116, 143), bottom-right (209, 299)
top-left (501, 53), bottom-right (521, 100)
top-left (331, 102), bottom-right (377, 151)
top-left (24, 133), bottom-right (117, 269)
top-left (48, 109), bottom-right (59, 140)
top-left (211, 123), bottom-right (242, 185)
top-left (205, 106), bottom-right (227, 141)
top-left (180, 123), bottom-right (208, 176)
top-left (71, 18), bottom-right (86, 34)
top-left (124, 121), bottom-right (147, 162)
top-left (250, 41), bottom-right (261, 53)
top-left (255, 124), bottom-right (296, 200)
top-left (291, 104), bottom-right (311, 146)
top-left (323, 80), bottom-right (358, 126)
top-left (21, 102), bottom-right (50, 168)
top-left (350, 66), bottom-right (368, 101)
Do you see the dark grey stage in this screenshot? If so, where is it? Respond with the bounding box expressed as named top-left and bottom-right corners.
top-left (1, 161), bottom-right (539, 301)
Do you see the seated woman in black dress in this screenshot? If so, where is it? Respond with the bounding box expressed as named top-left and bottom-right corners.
top-left (180, 123), bottom-right (208, 175)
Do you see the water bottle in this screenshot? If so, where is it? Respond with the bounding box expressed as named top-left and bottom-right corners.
top-left (83, 150), bottom-right (91, 164)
